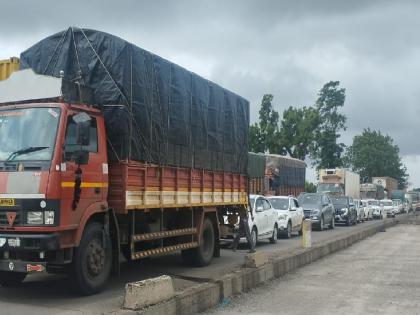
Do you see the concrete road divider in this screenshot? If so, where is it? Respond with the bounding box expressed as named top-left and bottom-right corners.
top-left (123, 275), bottom-right (175, 311)
top-left (116, 218), bottom-right (400, 315)
top-left (244, 251), bottom-right (268, 268)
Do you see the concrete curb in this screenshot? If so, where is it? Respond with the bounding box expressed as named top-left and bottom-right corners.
top-left (114, 219), bottom-right (397, 315)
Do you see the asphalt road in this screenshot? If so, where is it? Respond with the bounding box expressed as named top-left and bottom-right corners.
top-left (0, 218), bottom-right (395, 315)
top-left (206, 223), bottom-right (420, 315)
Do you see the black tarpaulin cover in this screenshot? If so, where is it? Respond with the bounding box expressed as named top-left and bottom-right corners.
top-left (19, 27), bottom-right (250, 174)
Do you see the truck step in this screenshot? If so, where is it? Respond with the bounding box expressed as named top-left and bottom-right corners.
top-left (131, 241), bottom-right (198, 260)
top-left (131, 228), bottom-right (197, 242)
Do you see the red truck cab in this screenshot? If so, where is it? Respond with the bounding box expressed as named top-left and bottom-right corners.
top-left (0, 100), bottom-right (114, 293)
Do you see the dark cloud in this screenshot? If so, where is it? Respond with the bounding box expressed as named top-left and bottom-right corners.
top-left (1, 0), bottom-right (419, 186)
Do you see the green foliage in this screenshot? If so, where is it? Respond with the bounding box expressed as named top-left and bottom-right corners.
top-left (248, 94), bottom-right (283, 154)
top-left (249, 123), bottom-right (265, 153)
top-left (305, 181), bottom-right (317, 193)
top-left (278, 106), bottom-right (320, 160)
top-left (345, 128), bottom-right (408, 189)
top-left (311, 81), bottom-right (347, 169)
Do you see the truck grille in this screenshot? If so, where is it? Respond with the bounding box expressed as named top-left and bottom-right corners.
top-left (0, 211), bottom-right (22, 226)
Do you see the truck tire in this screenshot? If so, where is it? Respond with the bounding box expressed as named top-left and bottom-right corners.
top-left (71, 222), bottom-right (112, 295)
top-left (182, 217), bottom-right (214, 267)
top-left (0, 271), bottom-right (26, 286)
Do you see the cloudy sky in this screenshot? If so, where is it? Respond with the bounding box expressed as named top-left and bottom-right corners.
top-left (1, 0), bottom-right (419, 187)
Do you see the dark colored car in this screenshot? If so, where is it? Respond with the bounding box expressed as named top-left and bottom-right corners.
top-left (297, 193), bottom-right (335, 231)
top-left (331, 196), bottom-right (357, 226)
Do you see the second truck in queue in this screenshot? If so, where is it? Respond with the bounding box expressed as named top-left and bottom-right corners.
top-left (317, 168), bottom-right (360, 199)
top-left (0, 28), bottom-right (250, 295)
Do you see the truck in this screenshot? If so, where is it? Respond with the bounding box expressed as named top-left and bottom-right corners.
top-left (372, 176), bottom-right (398, 198)
top-left (248, 153), bottom-right (268, 195)
top-left (264, 154), bottom-right (306, 197)
top-left (247, 153), bottom-right (306, 196)
top-left (360, 183), bottom-right (385, 200)
top-left (317, 168), bottom-right (360, 199)
top-left (0, 57), bottom-right (19, 81)
top-left (0, 28), bottom-right (250, 295)
top-left (405, 191), bottom-right (420, 212)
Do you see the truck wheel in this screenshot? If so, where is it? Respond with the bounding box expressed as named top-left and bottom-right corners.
top-left (182, 217), bottom-right (214, 267)
top-left (0, 271), bottom-right (26, 287)
top-left (71, 222), bottom-right (112, 295)
top-left (270, 225), bottom-right (278, 244)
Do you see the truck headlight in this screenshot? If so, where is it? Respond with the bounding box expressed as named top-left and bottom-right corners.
top-left (27, 211), bottom-right (43, 225)
top-left (44, 211), bottom-right (55, 225)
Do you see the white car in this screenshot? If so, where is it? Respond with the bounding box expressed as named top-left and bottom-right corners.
top-left (247, 195), bottom-right (279, 246)
top-left (367, 199), bottom-right (385, 219)
top-left (267, 196), bottom-right (304, 239)
top-left (361, 200), bottom-right (373, 220)
top-left (381, 199), bottom-right (395, 218)
top-left (392, 199), bottom-right (403, 214)
top-left (354, 199), bottom-right (366, 223)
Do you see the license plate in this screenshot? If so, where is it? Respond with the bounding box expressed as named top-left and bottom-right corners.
top-left (7, 238), bottom-right (21, 247)
top-left (0, 198), bottom-right (15, 207)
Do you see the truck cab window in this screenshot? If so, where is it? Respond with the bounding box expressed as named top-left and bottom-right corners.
top-left (65, 116), bottom-right (98, 153)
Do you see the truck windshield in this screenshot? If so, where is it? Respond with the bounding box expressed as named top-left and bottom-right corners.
top-left (317, 183), bottom-right (343, 194)
top-left (0, 107), bottom-right (60, 161)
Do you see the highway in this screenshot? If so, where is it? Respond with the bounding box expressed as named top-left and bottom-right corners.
top-left (0, 218), bottom-right (394, 315)
top-left (206, 223), bottom-right (420, 315)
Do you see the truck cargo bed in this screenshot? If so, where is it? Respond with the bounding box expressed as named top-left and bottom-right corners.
top-left (108, 161), bottom-right (247, 213)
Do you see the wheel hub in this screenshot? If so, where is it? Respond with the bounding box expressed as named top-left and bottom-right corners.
top-left (86, 239), bottom-right (105, 276)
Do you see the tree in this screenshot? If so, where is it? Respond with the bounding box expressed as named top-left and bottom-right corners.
top-left (305, 181), bottom-right (317, 193)
top-left (249, 123), bottom-right (265, 153)
top-left (278, 106), bottom-right (320, 160)
top-left (249, 94), bottom-right (282, 154)
top-left (310, 81), bottom-right (347, 169)
top-left (345, 128), bottom-right (408, 189)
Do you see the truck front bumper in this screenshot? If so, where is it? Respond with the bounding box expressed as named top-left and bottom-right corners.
top-left (0, 233), bottom-right (59, 252)
top-left (0, 233), bottom-right (60, 273)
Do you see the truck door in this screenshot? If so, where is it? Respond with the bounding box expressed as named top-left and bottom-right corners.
top-left (60, 114), bottom-right (107, 226)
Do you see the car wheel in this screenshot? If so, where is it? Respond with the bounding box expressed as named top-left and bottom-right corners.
top-left (346, 216), bottom-right (350, 226)
top-left (318, 215), bottom-right (324, 231)
top-left (251, 227), bottom-right (258, 248)
top-left (270, 225), bottom-right (278, 244)
top-left (285, 221), bottom-right (292, 238)
top-left (298, 220), bottom-right (304, 235)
